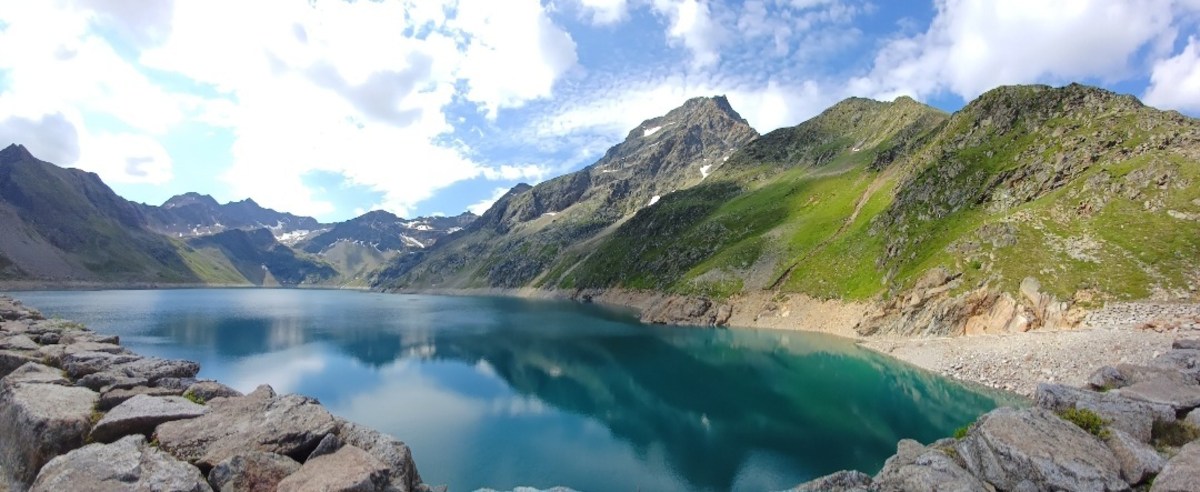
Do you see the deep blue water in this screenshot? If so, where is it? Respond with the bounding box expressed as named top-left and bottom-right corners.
top-left (10, 289), bottom-right (1009, 491)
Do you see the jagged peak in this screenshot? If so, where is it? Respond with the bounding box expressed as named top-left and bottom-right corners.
top-left (963, 83), bottom-right (1145, 118)
top-left (162, 192), bottom-right (220, 209)
top-left (354, 210), bottom-right (400, 222)
top-left (0, 143), bottom-right (35, 164)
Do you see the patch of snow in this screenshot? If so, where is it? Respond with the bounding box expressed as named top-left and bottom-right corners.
top-left (600, 169), bottom-right (616, 173)
top-left (647, 195), bottom-right (661, 207)
top-left (643, 125), bottom-right (662, 137)
top-left (700, 164), bottom-right (713, 180)
top-left (543, 212), bottom-right (558, 217)
top-left (401, 235), bottom-right (426, 248)
top-left (722, 155), bottom-right (729, 162)
top-left (447, 227), bottom-right (463, 234)
top-left (276, 229), bottom-right (312, 244)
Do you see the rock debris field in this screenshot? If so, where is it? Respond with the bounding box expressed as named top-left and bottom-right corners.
top-left (0, 296), bottom-right (434, 492)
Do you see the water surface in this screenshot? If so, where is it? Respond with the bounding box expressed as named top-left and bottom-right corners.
top-left (12, 289), bottom-right (1008, 491)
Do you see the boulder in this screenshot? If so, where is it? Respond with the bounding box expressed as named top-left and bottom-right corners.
top-left (98, 386), bottom-right (182, 411)
top-left (337, 418), bottom-right (423, 491)
top-left (91, 395), bottom-right (207, 443)
top-left (154, 377), bottom-right (201, 392)
top-left (1115, 376), bottom-right (1200, 412)
top-left (275, 445), bottom-right (391, 492)
top-left (184, 380), bottom-right (241, 401)
top-left (954, 407), bottom-right (1127, 492)
top-left (873, 439), bottom-right (987, 492)
top-left (156, 386), bottom-right (337, 470)
top-left (1174, 338), bottom-right (1200, 350)
top-left (29, 435), bottom-right (211, 492)
top-left (1184, 408), bottom-right (1200, 428)
top-left (112, 357), bottom-right (201, 382)
top-left (62, 341), bottom-right (126, 356)
top-left (0, 350), bottom-right (42, 379)
top-left (0, 336), bottom-right (38, 352)
top-left (1, 363), bottom-right (68, 387)
top-left (1089, 364), bottom-right (1183, 390)
top-left (74, 357), bottom-right (200, 391)
top-left (208, 451), bottom-right (300, 492)
top-left (307, 433), bottom-right (341, 461)
top-left (1104, 429), bottom-right (1165, 486)
top-left (0, 383), bottom-right (98, 488)
top-left (1036, 383), bottom-right (1175, 442)
top-left (62, 351), bottom-right (141, 379)
top-left (34, 333), bottom-right (58, 345)
top-left (790, 470), bottom-right (873, 492)
top-left (1151, 441), bottom-right (1200, 492)
top-left (1152, 348), bottom-right (1200, 382)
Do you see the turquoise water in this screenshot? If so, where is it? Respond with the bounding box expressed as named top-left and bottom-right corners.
top-left (11, 289), bottom-right (1007, 491)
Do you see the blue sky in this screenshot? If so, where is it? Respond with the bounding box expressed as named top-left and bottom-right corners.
top-left (1, 1), bottom-right (1199, 223)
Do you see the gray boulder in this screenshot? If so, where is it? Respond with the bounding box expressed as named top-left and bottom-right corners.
top-left (276, 445), bottom-right (391, 492)
top-left (1115, 376), bottom-right (1200, 411)
top-left (0, 350), bottom-right (42, 379)
top-left (113, 357), bottom-right (201, 383)
top-left (156, 386), bottom-right (337, 469)
top-left (1174, 338), bottom-right (1200, 350)
top-left (1184, 408), bottom-right (1200, 428)
top-left (790, 470), bottom-right (873, 492)
top-left (2, 363), bottom-right (68, 387)
top-left (873, 439), bottom-right (987, 492)
top-left (0, 382), bottom-right (98, 488)
top-left (62, 351), bottom-right (141, 379)
top-left (208, 451), bottom-right (300, 492)
top-left (307, 433), bottom-right (342, 461)
top-left (1104, 429), bottom-right (1165, 486)
top-left (1088, 364), bottom-right (1183, 390)
top-left (1152, 348), bottom-right (1200, 381)
top-left (1151, 440), bottom-right (1200, 492)
top-left (30, 435), bottom-right (211, 492)
top-left (62, 341), bottom-right (126, 356)
top-left (337, 418), bottom-right (423, 491)
top-left (954, 407), bottom-right (1128, 492)
top-left (1035, 383), bottom-right (1175, 442)
top-left (0, 336), bottom-right (38, 352)
top-left (91, 395), bottom-right (207, 443)
top-left (74, 357), bottom-right (201, 391)
top-left (183, 380), bottom-right (241, 401)
top-left (98, 386), bottom-right (182, 411)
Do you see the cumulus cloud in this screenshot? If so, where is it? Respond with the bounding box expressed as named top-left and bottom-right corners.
top-left (1145, 36), bottom-right (1200, 112)
top-left (0, 112), bottom-right (81, 166)
top-left (651, 0), bottom-right (727, 68)
top-left (468, 187), bottom-right (514, 215)
top-left (576, 0), bottom-right (630, 25)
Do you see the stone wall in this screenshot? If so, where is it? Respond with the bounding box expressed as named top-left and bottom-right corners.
top-left (0, 296), bottom-right (434, 492)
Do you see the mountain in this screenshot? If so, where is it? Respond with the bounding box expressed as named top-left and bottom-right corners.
top-left (139, 192), bottom-right (322, 239)
top-left (374, 84), bottom-right (1200, 337)
top-left (373, 95), bottom-right (759, 288)
top-left (0, 144), bottom-right (203, 283)
top-left (186, 228), bottom-right (337, 286)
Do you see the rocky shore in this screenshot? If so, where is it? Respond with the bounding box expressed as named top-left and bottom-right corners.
top-left (791, 336), bottom-right (1200, 491)
top-left (0, 295), bottom-right (432, 492)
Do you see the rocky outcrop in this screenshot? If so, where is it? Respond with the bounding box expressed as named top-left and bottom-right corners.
top-left (0, 295), bottom-right (431, 492)
top-left (794, 337), bottom-right (1200, 491)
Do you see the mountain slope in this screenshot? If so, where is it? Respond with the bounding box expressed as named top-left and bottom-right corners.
top-left (373, 95), bottom-right (759, 289)
top-left (186, 228), bottom-right (337, 286)
top-left (139, 192), bottom-right (321, 238)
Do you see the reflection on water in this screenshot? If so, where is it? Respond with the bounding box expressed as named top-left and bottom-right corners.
top-left (13, 289), bottom-right (1013, 491)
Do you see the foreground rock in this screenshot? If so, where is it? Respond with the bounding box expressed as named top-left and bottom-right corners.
top-left (30, 435), bottom-right (210, 492)
top-left (1035, 383), bottom-right (1174, 442)
top-left (276, 445), bottom-right (392, 492)
top-left (873, 439), bottom-right (987, 492)
top-left (1152, 441), bottom-right (1200, 492)
top-left (90, 394), bottom-right (207, 443)
top-left (0, 382), bottom-right (97, 488)
top-left (207, 451), bottom-right (300, 492)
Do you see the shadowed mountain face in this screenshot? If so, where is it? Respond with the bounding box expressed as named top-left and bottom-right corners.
top-left (296, 210), bottom-right (476, 254)
top-left (186, 228), bottom-right (338, 286)
top-left (0, 144), bottom-right (200, 283)
top-left (139, 192), bottom-right (322, 238)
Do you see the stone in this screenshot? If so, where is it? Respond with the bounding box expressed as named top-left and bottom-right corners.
top-left (1105, 429), bottom-right (1165, 486)
top-left (208, 451), bottom-right (300, 492)
top-left (113, 357), bottom-right (201, 382)
top-left (1089, 365), bottom-right (1128, 390)
top-left (183, 380), bottom-right (241, 401)
top-left (29, 435), bottom-right (211, 492)
top-left (1151, 441), bottom-right (1200, 492)
top-left (1, 363), bottom-right (68, 387)
top-left (1174, 338), bottom-right (1200, 350)
top-left (337, 418), bottom-right (423, 492)
top-left (1152, 348), bottom-right (1200, 381)
top-left (91, 395), bottom-right (207, 443)
top-left (0, 382), bottom-right (98, 488)
top-left (1036, 383), bottom-right (1175, 442)
top-left (1185, 408), bottom-right (1200, 428)
top-left (153, 377), bottom-right (200, 392)
top-left (74, 357), bottom-right (200, 391)
top-left (1116, 376), bottom-right (1200, 411)
top-left (34, 333), bottom-right (57, 345)
top-left (954, 407), bottom-right (1127, 492)
top-left (156, 387), bottom-right (337, 470)
top-left (308, 433), bottom-right (342, 461)
top-left (873, 440), bottom-right (987, 492)
top-left (790, 470), bottom-right (873, 492)
top-left (276, 445), bottom-right (391, 492)
top-left (62, 351), bottom-right (141, 379)
top-left (62, 341), bottom-right (126, 356)
top-left (0, 336), bottom-right (38, 352)
top-left (98, 386), bottom-right (183, 411)
top-left (0, 350), bottom-right (41, 379)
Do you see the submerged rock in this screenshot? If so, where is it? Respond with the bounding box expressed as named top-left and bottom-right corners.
top-left (208, 451), bottom-right (300, 492)
top-left (91, 394), bottom-right (207, 443)
top-left (954, 407), bottom-right (1127, 492)
top-left (30, 435), bottom-right (210, 492)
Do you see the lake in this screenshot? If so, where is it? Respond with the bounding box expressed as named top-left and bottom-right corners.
top-left (10, 288), bottom-right (1009, 491)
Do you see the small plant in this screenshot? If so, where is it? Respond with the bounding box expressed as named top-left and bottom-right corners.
top-left (182, 391), bottom-right (206, 405)
top-left (1058, 408), bottom-right (1110, 439)
top-left (1152, 420), bottom-right (1200, 449)
top-left (953, 425), bottom-right (969, 439)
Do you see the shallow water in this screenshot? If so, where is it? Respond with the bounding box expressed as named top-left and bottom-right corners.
top-left (13, 288), bottom-right (1008, 491)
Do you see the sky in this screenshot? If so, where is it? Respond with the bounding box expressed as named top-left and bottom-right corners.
top-left (1, 0), bottom-right (1199, 223)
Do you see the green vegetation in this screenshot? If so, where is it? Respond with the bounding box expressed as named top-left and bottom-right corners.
top-left (182, 390), bottom-right (206, 406)
top-left (1057, 408), bottom-right (1110, 439)
top-left (953, 425), bottom-right (969, 439)
top-left (1152, 420), bottom-right (1200, 450)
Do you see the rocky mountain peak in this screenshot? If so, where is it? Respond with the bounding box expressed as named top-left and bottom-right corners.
top-left (0, 144), bottom-right (35, 165)
top-left (162, 192), bottom-right (220, 209)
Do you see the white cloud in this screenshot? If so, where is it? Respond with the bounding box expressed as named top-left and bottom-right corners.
top-left (1145, 36), bottom-right (1200, 112)
top-left (576, 0), bottom-right (629, 25)
top-left (468, 187), bottom-right (513, 215)
top-left (651, 0), bottom-right (726, 68)
top-left (851, 0), bottom-right (1180, 101)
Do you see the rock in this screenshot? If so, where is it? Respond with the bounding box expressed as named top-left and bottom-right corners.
top-left (98, 386), bottom-right (183, 411)
top-left (1105, 429), bottom-right (1165, 486)
top-left (62, 341), bottom-right (126, 356)
top-left (790, 470), bottom-right (873, 491)
top-left (34, 333), bottom-right (57, 345)
top-left (0, 383), bottom-right (98, 488)
top-left (1, 363), bottom-right (68, 387)
top-left (1174, 338), bottom-right (1200, 350)
top-left (308, 433), bottom-right (341, 461)
top-left (153, 377), bottom-right (201, 392)
top-left (29, 435), bottom-right (211, 492)
top-left (208, 451), bottom-right (300, 492)
top-left (1152, 348), bottom-right (1200, 381)
top-left (1151, 441), bottom-right (1200, 492)
top-left (0, 336), bottom-right (38, 352)
top-left (62, 351), bottom-right (141, 379)
top-left (1116, 376), bottom-right (1200, 411)
top-left (1089, 366), bottom-right (1130, 390)
top-left (1036, 383), bottom-right (1174, 442)
top-left (74, 357), bottom-right (200, 391)
top-left (954, 407), bottom-right (1127, 492)
top-left (156, 387), bottom-right (337, 470)
top-left (91, 395), bottom-right (207, 443)
top-left (873, 440), bottom-right (987, 492)
top-left (183, 380), bottom-right (241, 401)
top-left (0, 350), bottom-right (42, 379)
top-left (276, 445), bottom-right (391, 492)
top-left (1184, 408), bottom-right (1200, 428)
top-left (113, 357), bottom-right (201, 382)
top-left (337, 418), bottom-right (423, 491)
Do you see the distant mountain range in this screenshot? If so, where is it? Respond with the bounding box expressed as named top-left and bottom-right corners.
top-left (3, 83), bottom-right (1198, 338)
